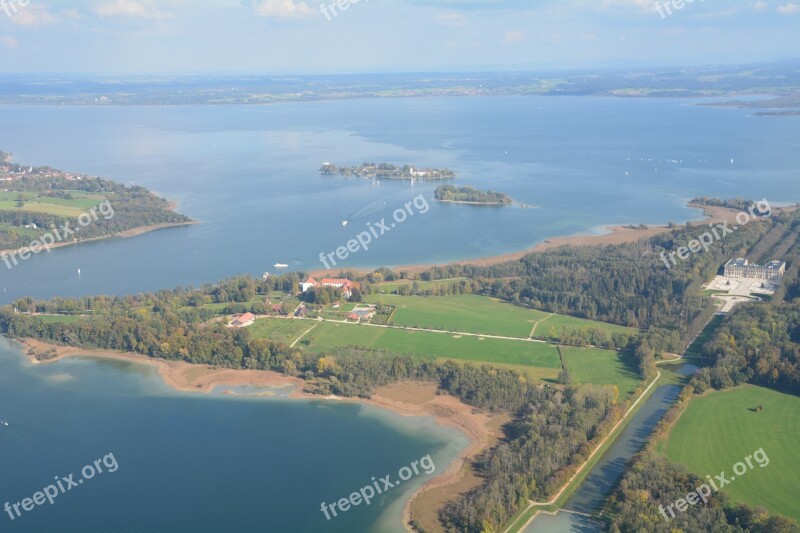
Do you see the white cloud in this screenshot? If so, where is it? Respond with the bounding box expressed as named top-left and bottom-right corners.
top-left (503, 29), bottom-right (525, 44)
top-left (0, 35), bottom-right (19, 48)
top-left (753, 1), bottom-right (769, 12)
top-left (10, 5), bottom-right (58, 27)
top-left (94, 1), bottom-right (172, 20)
top-left (435, 12), bottom-right (468, 28)
top-left (776, 2), bottom-right (799, 13)
top-left (252, 0), bottom-right (314, 20)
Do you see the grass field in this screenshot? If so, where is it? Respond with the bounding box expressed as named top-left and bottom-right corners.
top-left (35, 314), bottom-right (86, 324)
top-left (560, 347), bottom-right (642, 400)
top-left (248, 318), bottom-right (316, 345)
top-left (303, 320), bottom-right (562, 373)
top-left (533, 313), bottom-right (635, 338)
top-left (363, 294), bottom-right (636, 340)
top-left (372, 277), bottom-right (468, 294)
top-left (0, 190), bottom-right (107, 217)
top-left (364, 294), bottom-right (551, 337)
top-left (666, 385), bottom-right (800, 522)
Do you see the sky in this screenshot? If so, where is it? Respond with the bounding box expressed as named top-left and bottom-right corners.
top-left (0, 0), bottom-right (798, 74)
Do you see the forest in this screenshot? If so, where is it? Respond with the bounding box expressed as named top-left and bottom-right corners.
top-left (434, 185), bottom-right (512, 205)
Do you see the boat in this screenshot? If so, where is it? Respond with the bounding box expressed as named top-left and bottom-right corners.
top-left (341, 220), bottom-right (348, 227)
top-left (1, 420), bottom-right (8, 427)
top-left (273, 263), bottom-right (289, 269)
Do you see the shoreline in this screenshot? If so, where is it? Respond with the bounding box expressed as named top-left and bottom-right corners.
top-left (0, 220), bottom-right (197, 256)
top-left (15, 338), bottom-right (496, 533)
top-left (310, 203), bottom-right (744, 277)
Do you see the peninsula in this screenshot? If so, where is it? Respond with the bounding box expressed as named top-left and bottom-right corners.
top-left (434, 185), bottom-right (512, 205)
top-left (319, 162), bottom-right (455, 181)
top-left (0, 150), bottom-right (194, 253)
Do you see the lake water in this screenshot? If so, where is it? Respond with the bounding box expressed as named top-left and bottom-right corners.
top-left (0, 338), bottom-right (466, 532)
top-left (0, 97), bottom-right (798, 303)
top-left (0, 96), bottom-right (797, 532)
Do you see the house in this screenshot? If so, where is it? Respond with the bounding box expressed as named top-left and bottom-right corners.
top-left (300, 277), bottom-right (358, 299)
top-left (724, 258), bottom-right (786, 280)
top-left (295, 306), bottom-right (310, 318)
top-left (229, 312), bottom-right (256, 328)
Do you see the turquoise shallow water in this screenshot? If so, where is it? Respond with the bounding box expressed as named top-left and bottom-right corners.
top-left (0, 338), bottom-right (467, 532)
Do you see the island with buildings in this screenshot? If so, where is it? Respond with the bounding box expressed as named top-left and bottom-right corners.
top-left (319, 162), bottom-right (455, 181)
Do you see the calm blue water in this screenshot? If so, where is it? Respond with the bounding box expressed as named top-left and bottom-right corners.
top-left (0, 97), bottom-right (797, 303)
top-left (0, 338), bottom-right (466, 532)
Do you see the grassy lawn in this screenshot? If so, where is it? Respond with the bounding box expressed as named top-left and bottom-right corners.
top-left (248, 318), bottom-right (316, 345)
top-left (363, 294), bottom-right (551, 338)
top-left (666, 385), bottom-right (800, 522)
top-left (533, 313), bottom-right (636, 338)
top-left (303, 321), bottom-right (562, 371)
top-left (35, 314), bottom-right (86, 324)
top-left (561, 347), bottom-right (642, 400)
top-left (0, 201), bottom-right (87, 217)
top-left (362, 294), bottom-right (636, 343)
top-left (372, 277), bottom-right (468, 294)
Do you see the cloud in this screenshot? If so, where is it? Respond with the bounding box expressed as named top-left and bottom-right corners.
top-left (0, 36), bottom-right (19, 49)
top-left (753, 1), bottom-right (769, 11)
top-left (252, 0), bottom-right (314, 20)
top-left (10, 5), bottom-right (58, 27)
top-left (776, 2), bottom-right (799, 13)
top-left (503, 29), bottom-right (525, 44)
top-left (435, 12), bottom-right (468, 27)
top-left (94, 1), bottom-right (172, 20)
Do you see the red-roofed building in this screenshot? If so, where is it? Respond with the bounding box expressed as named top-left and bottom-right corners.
top-left (229, 312), bottom-right (256, 328)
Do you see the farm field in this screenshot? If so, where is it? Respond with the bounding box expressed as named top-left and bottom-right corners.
top-left (302, 320), bottom-right (562, 371)
top-left (666, 385), bottom-right (800, 522)
top-left (248, 318), bottom-right (316, 345)
top-left (363, 293), bottom-right (636, 340)
top-left (560, 347), bottom-right (642, 400)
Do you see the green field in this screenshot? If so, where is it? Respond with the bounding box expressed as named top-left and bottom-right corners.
top-left (364, 294), bottom-right (549, 337)
top-left (372, 277), bottom-right (468, 294)
top-left (303, 321), bottom-right (561, 373)
top-left (532, 312), bottom-right (635, 338)
top-left (666, 385), bottom-right (800, 522)
top-left (35, 314), bottom-right (86, 324)
top-left (560, 347), bottom-right (642, 400)
top-left (0, 190), bottom-right (107, 217)
top-left (363, 294), bottom-right (636, 340)
top-left (248, 318), bottom-right (316, 345)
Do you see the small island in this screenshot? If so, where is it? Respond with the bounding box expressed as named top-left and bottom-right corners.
top-left (0, 150), bottom-right (194, 253)
top-left (434, 185), bottom-right (513, 206)
top-left (319, 162), bottom-right (455, 181)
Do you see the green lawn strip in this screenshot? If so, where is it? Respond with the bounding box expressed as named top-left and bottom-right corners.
top-left (666, 385), bottom-right (800, 522)
top-left (35, 314), bottom-right (86, 324)
top-left (561, 347), bottom-right (643, 400)
top-left (372, 277), bottom-right (467, 294)
top-left (304, 321), bottom-right (561, 369)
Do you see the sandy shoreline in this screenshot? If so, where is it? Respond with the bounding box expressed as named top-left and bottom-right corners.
top-left (16, 338), bottom-right (496, 532)
top-left (309, 203), bottom-right (743, 277)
